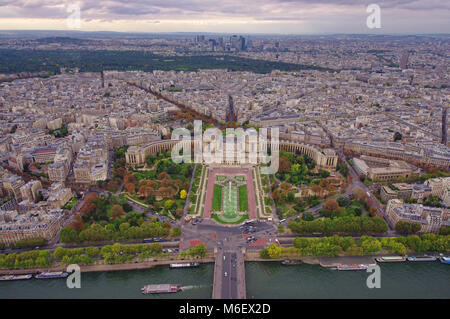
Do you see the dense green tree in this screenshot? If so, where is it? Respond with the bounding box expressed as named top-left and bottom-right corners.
top-left (395, 221), bottom-right (421, 235)
top-left (266, 244), bottom-right (282, 258)
top-left (85, 246), bottom-right (99, 258)
top-left (60, 226), bottom-right (79, 243)
top-left (171, 226), bottom-right (181, 238)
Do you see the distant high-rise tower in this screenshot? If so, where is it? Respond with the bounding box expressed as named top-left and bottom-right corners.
top-left (195, 35), bottom-right (206, 43)
top-left (442, 107), bottom-right (448, 145)
top-left (400, 51), bottom-right (410, 70)
top-left (101, 70), bottom-right (105, 89)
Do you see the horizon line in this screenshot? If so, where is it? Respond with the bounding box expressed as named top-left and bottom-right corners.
top-left (0, 29), bottom-right (449, 37)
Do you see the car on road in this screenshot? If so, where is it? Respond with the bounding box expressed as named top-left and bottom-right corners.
top-left (224, 272), bottom-right (228, 277)
top-left (246, 236), bottom-right (257, 243)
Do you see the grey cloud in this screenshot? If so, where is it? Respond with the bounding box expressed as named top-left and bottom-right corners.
top-left (0, 0), bottom-right (448, 31)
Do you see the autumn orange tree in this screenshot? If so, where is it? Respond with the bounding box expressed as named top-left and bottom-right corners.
top-left (323, 198), bottom-right (339, 215)
top-left (111, 204), bottom-right (125, 220)
top-left (369, 206), bottom-right (378, 217)
top-left (280, 182), bottom-right (291, 192)
top-left (106, 180), bottom-right (120, 192)
top-left (123, 173), bottom-right (133, 183)
top-left (279, 156), bottom-right (291, 173)
top-left (70, 214), bottom-right (85, 232)
top-left (79, 193), bottom-right (98, 215)
top-left (311, 185), bottom-right (322, 196)
top-left (272, 189), bottom-right (280, 203)
top-left (138, 185), bottom-right (154, 198)
top-left (114, 167), bottom-right (126, 178)
top-left (124, 182), bottom-right (136, 194)
top-left (352, 188), bottom-right (366, 201)
top-left (158, 172), bottom-right (169, 180)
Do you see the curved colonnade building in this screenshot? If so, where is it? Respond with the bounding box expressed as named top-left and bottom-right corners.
top-left (125, 139), bottom-right (338, 171)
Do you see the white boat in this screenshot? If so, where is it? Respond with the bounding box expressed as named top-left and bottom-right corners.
top-left (169, 262), bottom-right (200, 269)
top-left (141, 284), bottom-right (181, 294)
top-left (407, 256), bottom-right (437, 262)
top-left (0, 274), bottom-right (33, 281)
top-left (337, 264), bottom-right (368, 271)
top-left (375, 256), bottom-right (406, 263)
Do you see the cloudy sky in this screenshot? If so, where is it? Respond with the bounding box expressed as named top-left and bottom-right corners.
top-left (0, 0), bottom-right (448, 34)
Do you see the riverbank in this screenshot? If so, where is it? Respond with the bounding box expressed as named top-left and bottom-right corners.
top-left (1, 251), bottom-right (445, 275)
top-left (244, 252), bottom-right (377, 267)
top-left (0, 257), bottom-right (215, 275)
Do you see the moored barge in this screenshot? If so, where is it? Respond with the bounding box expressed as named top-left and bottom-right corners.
top-left (375, 256), bottom-right (406, 263)
top-left (407, 256), bottom-right (437, 262)
top-left (169, 262), bottom-right (200, 269)
top-left (337, 264), bottom-right (368, 271)
top-left (0, 274), bottom-right (33, 281)
top-left (34, 271), bottom-right (68, 279)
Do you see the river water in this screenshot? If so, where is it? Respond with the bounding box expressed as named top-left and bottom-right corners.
top-left (0, 262), bottom-right (448, 299)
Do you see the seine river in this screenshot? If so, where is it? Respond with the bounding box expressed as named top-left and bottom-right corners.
top-left (0, 262), bottom-right (448, 299)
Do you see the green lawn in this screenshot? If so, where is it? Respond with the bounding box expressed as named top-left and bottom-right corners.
top-left (238, 185), bottom-right (248, 212)
top-left (212, 185), bottom-right (222, 211)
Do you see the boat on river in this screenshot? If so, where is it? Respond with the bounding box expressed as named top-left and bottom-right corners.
top-left (337, 264), bottom-right (368, 271)
top-left (0, 274), bottom-right (33, 281)
top-left (375, 256), bottom-right (406, 263)
top-left (407, 256), bottom-right (437, 262)
top-left (169, 263), bottom-right (200, 269)
top-left (34, 272), bottom-right (68, 279)
top-left (141, 284), bottom-right (181, 294)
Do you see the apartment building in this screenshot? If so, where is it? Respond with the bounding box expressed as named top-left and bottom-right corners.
top-left (0, 209), bottom-right (65, 246)
top-left (386, 199), bottom-right (449, 233)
